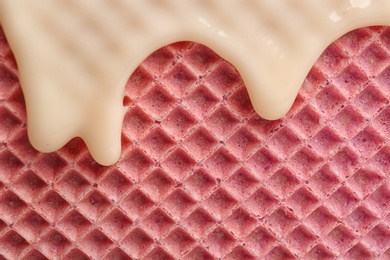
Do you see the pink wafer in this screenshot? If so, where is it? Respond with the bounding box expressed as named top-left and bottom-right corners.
top-left (1, 26), bottom-right (390, 259)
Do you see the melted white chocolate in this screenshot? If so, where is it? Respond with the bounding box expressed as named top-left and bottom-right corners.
top-left (0, 0), bottom-right (389, 165)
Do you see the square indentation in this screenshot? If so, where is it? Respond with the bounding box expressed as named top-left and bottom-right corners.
top-left (100, 209), bottom-right (133, 241)
top-left (32, 153), bottom-right (68, 182)
top-left (141, 169), bottom-right (175, 201)
top-left (36, 191), bottom-right (69, 222)
top-left (376, 65), bottom-right (390, 95)
top-left (334, 63), bottom-right (368, 96)
top-left (119, 148), bottom-right (153, 181)
top-left (310, 127), bottom-right (343, 156)
top-left (163, 228), bottom-right (196, 257)
top-left (55, 170), bottom-right (91, 203)
top-left (224, 207), bottom-right (256, 237)
top-left (0, 190), bottom-right (27, 223)
top-left (247, 115), bottom-right (283, 140)
top-left (305, 206), bottom-right (337, 237)
top-left (123, 106), bottom-right (154, 138)
top-left (349, 168), bottom-right (383, 198)
top-left (163, 189), bottom-right (196, 218)
top-left (205, 107), bottom-right (239, 140)
top-left (290, 105), bottom-right (321, 138)
top-left (331, 106), bottom-right (366, 139)
top-left (8, 130), bottom-right (39, 162)
top-left (183, 85), bottom-right (218, 119)
top-left (264, 246), bottom-right (295, 260)
top-left (226, 127), bottom-right (261, 161)
top-left (373, 107), bottom-right (390, 138)
top-left (183, 127), bottom-right (218, 160)
top-left (286, 225), bottom-right (317, 256)
top-left (80, 229), bottom-right (113, 259)
top-left (266, 168), bottom-right (300, 199)
top-left (337, 28), bottom-right (371, 53)
top-left (57, 210), bottom-right (92, 241)
top-left (227, 87), bottom-right (254, 117)
top-left (0, 230), bottom-right (29, 259)
top-left (13, 210), bottom-right (49, 242)
top-left (13, 171), bottom-right (47, 203)
top-left (121, 228), bottom-right (154, 258)
top-left (76, 153), bottom-right (108, 181)
top-left (78, 190), bottom-right (111, 221)
top-left (225, 168), bottom-right (259, 200)
top-left (99, 169), bottom-right (133, 203)
top-left (204, 188), bottom-right (237, 220)
top-left (0, 107), bottom-right (22, 140)
top-left (308, 164), bottom-right (340, 198)
top-left (351, 126), bottom-right (384, 157)
top-left (0, 151), bottom-right (23, 183)
top-left (381, 27), bottom-right (390, 49)
top-left (354, 84), bottom-right (388, 118)
top-left (330, 147), bottom-right (360, 178)
top-left (205, 61), bottom-right (242, 97)
top-left (57, 137), bottom-right (85, 161)
top-left (358, 42), bottom-right (390, 75)
top-left (104, 247), bottom-right (132, 260)
top-left (63, 248), bottom-right (91, 260)
top-left (0, 219), bottom-right (6, 233)
top-left (326, 186), bottom-right (360, 218)
top-left (183, 246), bottom-right (213, 260)
top-left (205, 227), bottom-right (236, 258)
top-left (304, 66), bottom-right (327, 95)
top-left (305, 244), bottom-right (335, 260)
top-left (205, 148), bottom-right (238, 179)
top-left (245, 187), bottom-right (278, 217)
top-left (345, 206), bottom-right (378, 235)
top-left (285, 187), bottom-right (319, 218)
top-left (183, 208), bottom-right (216, 239)
top-left (142, 209), bottom-right (175, 238)
top-left (265, 207), bottom-right (298, 236)
top-left (365, 183), bottom-right (390, 217)
top-left (162, 63), bottom-right (197, 98)
top-left (317, 43), bottom-right (349, 75)
top-left (344, 243), bottom-right (373, 260)
top-left (139, 85), bottom-right (176, 119)
top-left (141, 127), bottom-right (175, 158)
top-left (244, 227), bottom-right (276, 257)
top-left (289, 147), bottom-right (323, 179)
top-left (323, 225), bottom-right (356, 254)
top-left (162, 148), bottom-right (196, 180)
top-left (315, 84), bottom-right (347, 118)
top-left (39, 229), bottom-right (71, 259)
top-left (145, 247), bottom-right (174, 260)
top-left (126, 66), bottom-right (153, 98)
top-left (183, 169), bottom-right (216, 200)
top-left (143, 47), bottom-right (174, 75)
top-left (162, 107), bottom-right (197, 139)
top-left (246, 148), bottom-right (279, 180)
top-left (369, 146), bottom-right (390, 174)
top-left (183, 43), bottom-right (220, 74)
top-left (361, 224), bottom-right (390, 255)
top-left (21, 249), bottom-right (47, 260)
top-left (290, 93), bottom-right (309, 114)
top-left (268, 127), bottom-right (301, 159)
top-left (225, 246), bottom-right (256, 260)
top-left (120, 189), bottom-right (154, 220)
top-left (0, 64), bottom-right (18, 95)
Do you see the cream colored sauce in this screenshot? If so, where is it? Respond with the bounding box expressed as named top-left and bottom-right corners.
top-left (0, 0), bottom-right (389, 165)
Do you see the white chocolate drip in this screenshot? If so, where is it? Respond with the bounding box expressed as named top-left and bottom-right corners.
top-left (0, 0), bottom-right (389, 165)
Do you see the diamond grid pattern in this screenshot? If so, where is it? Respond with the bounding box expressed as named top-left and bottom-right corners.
top-left (1, 26), bottom-right (390, 259)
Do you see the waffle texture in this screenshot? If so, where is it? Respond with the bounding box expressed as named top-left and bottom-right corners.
top-left (1, 26), bottom-right (390, 259)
